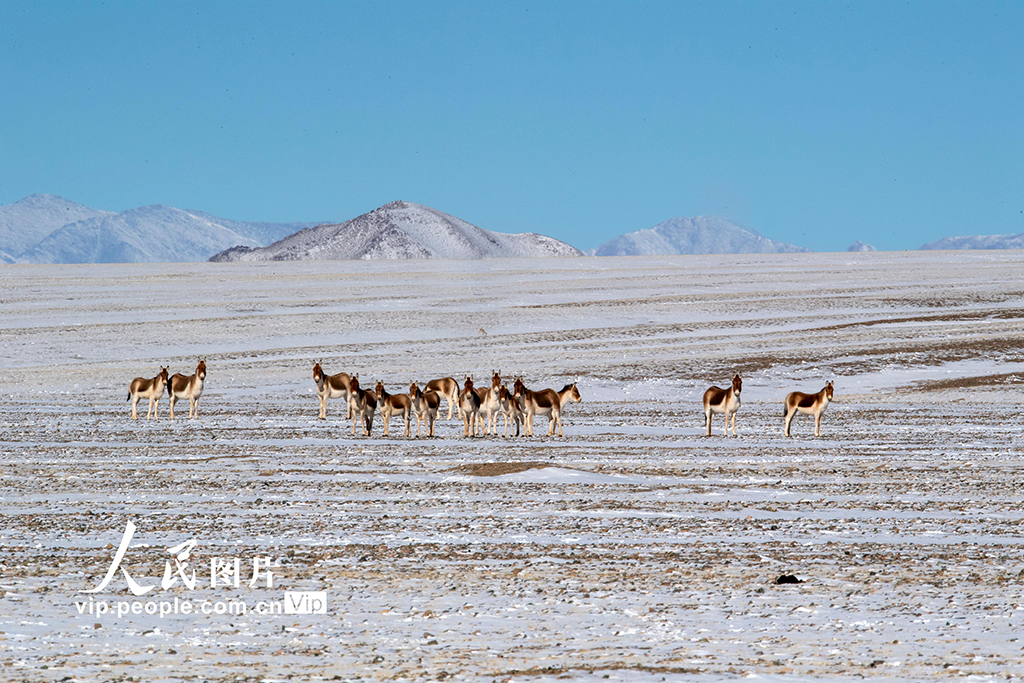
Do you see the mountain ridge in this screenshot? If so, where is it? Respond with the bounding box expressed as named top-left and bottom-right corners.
top-left (919, 233), bottom-right (1024, 250)
top-left (0, 194), bottom-right (113, 258)
top-left (210, 200), bottom-right (583, 261)
top-left (0, 195), bottom-right (318, 264)
top-left (594, 215), bottom-right (808, 256)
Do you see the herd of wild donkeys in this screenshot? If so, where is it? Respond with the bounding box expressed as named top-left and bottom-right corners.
top-left (127, 359), bottom-right (836, 438)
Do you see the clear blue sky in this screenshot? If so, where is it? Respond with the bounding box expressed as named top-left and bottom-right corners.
top-left (1, 1), bottom-right (1021, 251)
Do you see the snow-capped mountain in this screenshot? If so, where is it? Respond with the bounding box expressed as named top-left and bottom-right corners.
top-left (919, 233), bottom-right (1024, 250)
top-left (0, 194), bottom-right (113, 258)
top-left (25, 206), bottom-right (262, 264)
top-left (847, 241), bottom-right (877, 252)
top-left (0, 195), bottom-right (317, 264)
top-left (593, 215), bottom-right (808, 256)
top-left (211, 201), bottom-right (583, 261)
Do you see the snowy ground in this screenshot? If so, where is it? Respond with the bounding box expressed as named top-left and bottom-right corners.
top-left (2, 251), bottom-right (1024, 682)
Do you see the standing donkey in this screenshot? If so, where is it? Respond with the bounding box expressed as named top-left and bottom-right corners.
top-left (514, 379), bottom-right (582, 437)
top-left (784, 381), bottom-right (834, 437)
top-left (425, 377), bottom-right (460, 420)
top-left (409, 381), bottom-right (441, 437)
top-left (128, 367), bottom-right (169, 420)
top-left (168, 358), bottom-right (207, 419)
top-left (313, 361), bottom-right (353, 420)
top-left (474, 370), bottom-right (502, 435)
top-left (347, 375), bottom-right (377, 437)
top-left (375, 381), bottom-right (412, 437)
top-left (459, 377), bottom-right (482, 437)
top-left (703, 374), bottom-right (742, 437)
top-left (497, 384), bottom-right (523, 437)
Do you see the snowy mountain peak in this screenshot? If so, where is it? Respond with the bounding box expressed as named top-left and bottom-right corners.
top-left (1, 195), bottom-right (318, 264)
top-left (16, 193), bottom-right (81, 207)
top-left (594, 215), bottom-right (808, 256)
top-left (919, 232), bottom-right (1024, 251)
top-left (210, 201), bottom-right (582, 261)
top-left (0, 194), bottom-right (113, 257)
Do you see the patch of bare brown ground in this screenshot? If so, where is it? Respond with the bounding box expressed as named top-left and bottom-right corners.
top-left (455, 461), bottom-right (554, 476)
top-left (916, 372), bottom-right (1024, 391)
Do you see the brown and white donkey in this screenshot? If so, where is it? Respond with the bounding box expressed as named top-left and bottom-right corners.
top-left (703, 374), bottom-right (741, 437)
top-left (375, 381), bottom-right (412, 438)
top-left (128, 367), bottom-right (169, 420)
top-left (313, 361), bottom-right (353, 420)
top-left (425, 377), bottom-right (460, 421)
top-left (784, 381), bottom-right (834, 437)
top-left (347, 375), bottom-right (377, 437)
top-left (168, 358), bottom-right (207, 419)
top-left (514, 378), bottom-right (582, 437)
top-left (409, 381), bottom-right (441, 438)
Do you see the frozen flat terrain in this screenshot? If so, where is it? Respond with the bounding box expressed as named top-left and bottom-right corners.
top-left (1, 251), bottom-right (1024, 682)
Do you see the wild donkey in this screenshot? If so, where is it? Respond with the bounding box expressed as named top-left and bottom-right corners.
top-left (474, 370), bottom-right (502, 436)
top-left (459, 377), bottom-right (482, 437)
top-left (313, 361), bottom-right (353, 420)
top-left (497, 384), bottom-right (523, 437)
top-left (514, 378), bottom-right (582, 437)
top-left (784, 381), bottom-right (834, 437)
top-left (347, 375), bottom-right (377, 437)
top-left (168, 358), bottom-right (207, 419)
top-left (703, 374), bottom-right (741, 437)
top-left (409, 381), bottom-right (440, 437)
top-left (128, 367), bottom-right (169, 420)
top-left (375, 381), bottom-right (412, 438)
top-left (425, 377), bottom-right (460, 420)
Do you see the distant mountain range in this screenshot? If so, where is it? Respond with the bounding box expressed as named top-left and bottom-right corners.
top-left (0, 195), bottom-right (316, 264)
top-left (593, 215), bottom-right (807, 256)
top-left (5, 193), bottom-right (1023, 263)
top-left (0, 195), bottom-right (112, 262)
top-left (919, 233), bottom-right (1024, 251)
top-left (211, 200), bottom-right (582, 261)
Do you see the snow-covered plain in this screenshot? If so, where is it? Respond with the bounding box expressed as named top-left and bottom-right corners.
top-left (2, 250), bottom-right (1024, 682)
